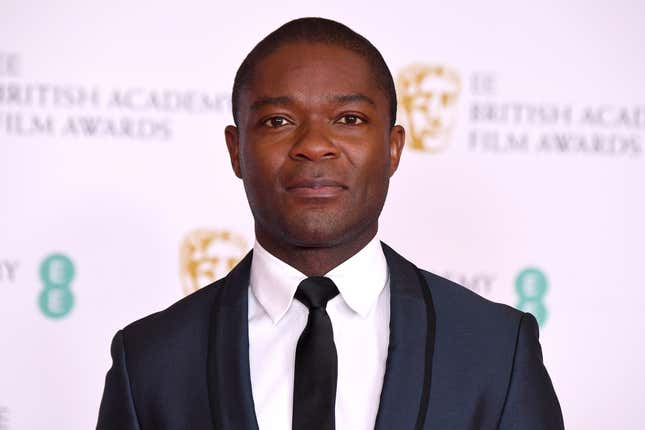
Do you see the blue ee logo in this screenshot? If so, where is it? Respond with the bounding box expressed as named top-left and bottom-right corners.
top-left (515, 268), bottom-right (548, 327)
top-left (38, 254), bottom-right (75, 319)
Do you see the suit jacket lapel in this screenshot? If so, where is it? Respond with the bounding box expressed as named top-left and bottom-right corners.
top-left (207, 251), bottom-right (259, 430)
top-left (375, 243), bottom-right (436, 430)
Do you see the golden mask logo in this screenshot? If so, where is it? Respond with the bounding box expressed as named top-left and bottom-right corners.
top-left (396, 64), bottom-right (461, 153)
top-left (179, 229), bottom-right (248, 296)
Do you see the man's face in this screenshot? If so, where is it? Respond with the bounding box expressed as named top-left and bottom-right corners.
top-left (226, 42), bottom-right (404, 249)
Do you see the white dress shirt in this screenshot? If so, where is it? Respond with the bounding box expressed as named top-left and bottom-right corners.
top-left (248, 235), bottom-right (390, 430)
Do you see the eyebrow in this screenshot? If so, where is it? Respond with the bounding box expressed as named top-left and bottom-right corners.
top-left (331, 93), bottom-right (376, 106)
top-left (249, 93), bottom-right (376, 111)
top-left (250, 96), bottom-right (293, 111)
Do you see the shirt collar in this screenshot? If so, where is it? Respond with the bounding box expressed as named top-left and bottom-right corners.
top-left (249, 235), bottom-right (388, 324)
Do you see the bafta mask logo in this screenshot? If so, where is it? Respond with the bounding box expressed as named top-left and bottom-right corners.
top-left (179, 229), bottom-right (248, 296)
top-left (396, 64), bottom-right (461, 153)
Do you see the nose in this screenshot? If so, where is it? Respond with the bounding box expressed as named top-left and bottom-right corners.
top-left (288, 123), bottom-right (339, 162)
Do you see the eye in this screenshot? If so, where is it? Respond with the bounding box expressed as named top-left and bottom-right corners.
top-left (336, 114), bottom-right (365, 125)
top-left (263, 116), bottom-right (291, 128)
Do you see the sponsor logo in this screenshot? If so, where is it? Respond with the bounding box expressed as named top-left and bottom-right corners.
top-left (0, 406), bottom-right (9, 430)
top-left (443, 271), bottom-right (495, 296)
top-left (38, 253), bottom-right (75, 319)
top-left (179, 229), bottom-right (247, 296)
top-left (396, 64), bottom-right (461, 153)
top-left (515, 267), bottom-right (548, 326)
top-left (0, 405), bottom-right (8, 430)
top-left (0, 260), bottom-right (19, 283)
top-left (0, 52), bottom-right (20, 76)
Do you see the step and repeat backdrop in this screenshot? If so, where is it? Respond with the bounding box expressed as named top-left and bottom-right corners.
top-left (1, 0), bottom-right (644, 428)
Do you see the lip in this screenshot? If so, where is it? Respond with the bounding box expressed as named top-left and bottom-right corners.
top-left (285, 178), bottom-right (347, 198)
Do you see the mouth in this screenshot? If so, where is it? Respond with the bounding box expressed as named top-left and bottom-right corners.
top-left (285, 178), bottom-right (347, 198)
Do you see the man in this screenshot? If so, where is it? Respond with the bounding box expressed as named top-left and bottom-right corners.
top-left (97, 17), bottom-right (564, 430)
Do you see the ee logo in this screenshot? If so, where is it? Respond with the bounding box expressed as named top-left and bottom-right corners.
top-left (38, 254), bottom-right (75, 319)
top-left (515, 268), bottom-right (548, 327)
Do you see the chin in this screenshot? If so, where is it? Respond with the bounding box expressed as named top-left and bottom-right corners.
top-left (283, 211), bottom-right (376, 249)
top-left (283, 222), bottom-right (347, 248)
top-left (279, 209), bottom-right (352, 246)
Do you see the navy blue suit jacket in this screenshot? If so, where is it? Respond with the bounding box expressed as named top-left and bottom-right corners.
top-left (97, 243), bottom-right (564, 429)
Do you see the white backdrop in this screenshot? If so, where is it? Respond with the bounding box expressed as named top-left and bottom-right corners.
top-left (1, 0), bottom-right (644, 428)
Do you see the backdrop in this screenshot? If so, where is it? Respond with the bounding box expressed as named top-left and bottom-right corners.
top-left (1, 0), bottom-right (644, 428)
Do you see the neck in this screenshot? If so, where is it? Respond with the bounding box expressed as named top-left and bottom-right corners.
top-left (255, 224), bottom-right (378, 277)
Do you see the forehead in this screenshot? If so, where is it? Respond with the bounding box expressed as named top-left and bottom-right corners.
top-left (241, 42), bottom-right (386, 107)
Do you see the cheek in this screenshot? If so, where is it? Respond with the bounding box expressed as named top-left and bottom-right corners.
top-left (241, 145), bottom-right (277, 181)
top-left (239, 143), bottom-right (289, 211)
top-left (345, 141), bottom-right (390, 192)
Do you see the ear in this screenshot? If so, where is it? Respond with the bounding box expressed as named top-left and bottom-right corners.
top-left (225, 125), bottom-right (242, 178)
top-left (388, 125), bottom-right (405, 177)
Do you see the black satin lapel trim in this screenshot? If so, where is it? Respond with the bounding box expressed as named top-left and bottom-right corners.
top-left (207, 251), bottom-right (259, 430)
top-left (375, 243), bottom-right (436, 430)
top-left (414, 264), bottom-right (436, 429)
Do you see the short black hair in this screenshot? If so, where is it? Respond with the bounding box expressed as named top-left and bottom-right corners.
top-left (231, 17), bottom-right (397, 127)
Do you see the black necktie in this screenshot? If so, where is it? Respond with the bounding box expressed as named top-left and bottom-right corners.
top-left (292, 276), bottom-right (340, 430)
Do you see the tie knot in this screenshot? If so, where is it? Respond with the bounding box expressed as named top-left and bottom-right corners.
top-left (295, 277), bottom-right (339, 310)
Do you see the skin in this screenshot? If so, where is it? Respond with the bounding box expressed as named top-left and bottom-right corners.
top-left (225, 42), bottom-right (405, 276)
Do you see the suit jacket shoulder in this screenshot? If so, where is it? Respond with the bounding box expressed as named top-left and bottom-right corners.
top-left (419, 269), bottom-right (563, 429)
top-left (122, 277), bottom-right (224, 357)
top-left (421, 268), bottom-right (522, 340)
top-left (106, 278), bottom-right (226, 428)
